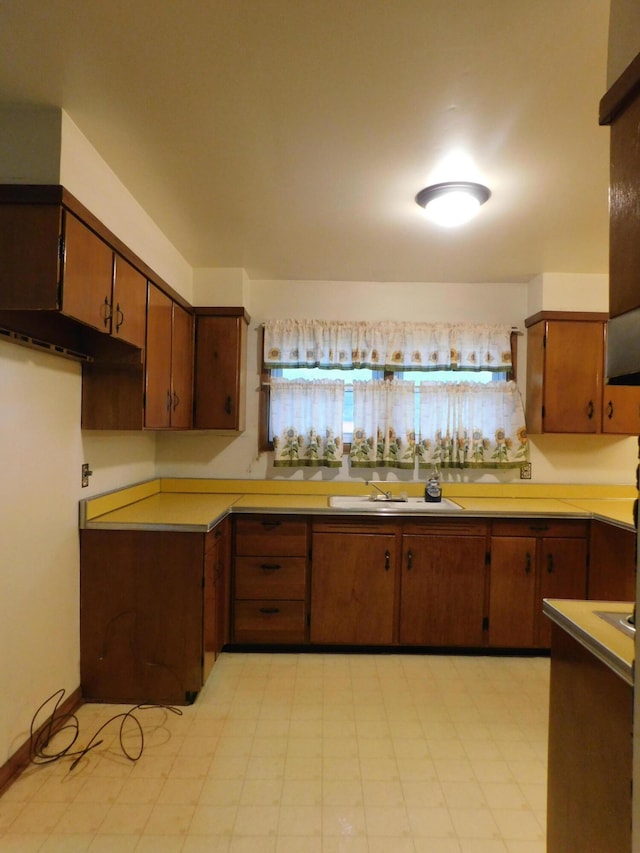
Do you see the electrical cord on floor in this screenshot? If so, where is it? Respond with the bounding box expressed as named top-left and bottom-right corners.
top-left (29, 688), bottom-right (183, 771)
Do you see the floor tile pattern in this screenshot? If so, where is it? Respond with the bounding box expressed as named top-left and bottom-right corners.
top-left (0, 652), bottom-right (549, 851)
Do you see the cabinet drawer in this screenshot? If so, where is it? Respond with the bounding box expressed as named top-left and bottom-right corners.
top-left (233, 600), bottom-right (306, 643)
top-left (491, 519), bottom-right (588, 538)
top-left (234, 516), bottom-right (308, 556)
top-left (235, 556), bottom-right (306, 599)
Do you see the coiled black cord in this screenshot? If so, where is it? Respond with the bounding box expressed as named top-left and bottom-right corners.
top-left (30, 689), bottom-right (182, 771)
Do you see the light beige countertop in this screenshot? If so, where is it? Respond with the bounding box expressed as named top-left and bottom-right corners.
top-left (80, 478), bottom-right (636, 533)
top-left (543, 598), bottom-right (635, 685)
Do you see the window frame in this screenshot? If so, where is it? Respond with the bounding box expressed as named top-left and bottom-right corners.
top-left (258, 327), bottom-right (519, 454)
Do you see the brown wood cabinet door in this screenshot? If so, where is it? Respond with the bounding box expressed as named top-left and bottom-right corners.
top-left (537, 537), bottom-right (588, 647)
top-left (311, 530), bottom-right (397, 645)
top-left (203, 542), bottom-right (217, 683)
top-left (488, 537), bottom-right (537, 647)
top-left (0, 204), bottom-right (61, 309)
top-left (62, 211), bottom-right (114, 333)
top-left (194, 314), bottom-right (246, 430)
top-left (170, 302), bottom-right (194, 428)
top-left (601, 384), bottom-right (640, 435)
top-left (400, 534), bottom-right (486, 646)
top-left (112, 255), bottom-right (147, 348)
top-left (588, 520), bottom-right (636, 602)
top-left (542, 321), bottom-right (604, 433)
top-left (609, 92), bottom-right (640, 318)
top-left (145, 284), bottom-right (172, 427)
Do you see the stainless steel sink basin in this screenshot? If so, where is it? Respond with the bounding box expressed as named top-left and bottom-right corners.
top-left (595, 610), bottom-right (636, 638)
top-left (328, 495), bottom-right (462, 512)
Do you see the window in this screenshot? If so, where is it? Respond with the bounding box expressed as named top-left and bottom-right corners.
top-left (259, 321), bottom-right (525, 469)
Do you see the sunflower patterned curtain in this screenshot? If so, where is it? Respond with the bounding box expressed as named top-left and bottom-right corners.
top-left (264, 319), bottom-right (512, 372)
top-left (349, 379), bottom-right (416, 469)
top-left (416, 381), bottom-right (528, 469)
top-left (270, 378), bottom-right (344, 467)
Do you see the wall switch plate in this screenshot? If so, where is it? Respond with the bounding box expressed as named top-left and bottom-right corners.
top-left (520, 462), bottom-right (532, 480)
top-left (81, 463), bottom-right (93, 488)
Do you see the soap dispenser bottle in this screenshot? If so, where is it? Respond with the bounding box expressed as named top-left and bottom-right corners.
top-left (425, 467), bottom-right (442, 503)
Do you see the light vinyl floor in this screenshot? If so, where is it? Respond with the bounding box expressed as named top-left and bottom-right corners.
top-left (0, 652), bottom-right (549, 852)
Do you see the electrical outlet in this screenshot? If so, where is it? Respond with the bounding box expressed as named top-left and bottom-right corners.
top-left (520, 462), bottom-right (532, 480)
top-left (81, 463), bottom-right (93, 488)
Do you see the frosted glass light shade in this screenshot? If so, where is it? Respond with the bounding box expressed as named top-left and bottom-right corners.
top-left (415, 182), bottom-right (491, 227)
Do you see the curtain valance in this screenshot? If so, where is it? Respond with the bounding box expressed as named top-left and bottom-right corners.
top-left (264, 319), bottom-right (513, 372)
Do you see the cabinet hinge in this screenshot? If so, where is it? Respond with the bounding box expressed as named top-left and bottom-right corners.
top-left (482, 616), bottom-right (489, 631)
top-left (485, 550), bottom-right (491, 566)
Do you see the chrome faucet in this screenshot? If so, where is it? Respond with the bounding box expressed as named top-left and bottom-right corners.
top-left (367, 480), bottom-right (392, 500)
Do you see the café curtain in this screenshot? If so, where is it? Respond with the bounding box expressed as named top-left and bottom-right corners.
top-left (416, 381), bottom-right (529, 469)
top-left (349, 379), bottom-right (416, 469)
top-left (270, 378), bottom-right (344, 467)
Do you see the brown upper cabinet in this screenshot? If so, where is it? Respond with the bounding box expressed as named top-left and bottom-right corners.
top-left (193, 308), bottom-right (249, 432)
top-left (525, 311), bottom-right (640, 434)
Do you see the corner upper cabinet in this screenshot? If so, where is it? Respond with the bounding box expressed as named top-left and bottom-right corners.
top-left (0, 190), bottom-right (146, 354)
top-left (525, 312), bottom-right (607, 434)
top-left (193, 307), bottom-right (249, 431)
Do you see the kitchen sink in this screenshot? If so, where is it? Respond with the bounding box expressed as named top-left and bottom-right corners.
top-left (328, 495), bottom-right (463, 512)
top-left (595, 610), bottom-right (636, 638)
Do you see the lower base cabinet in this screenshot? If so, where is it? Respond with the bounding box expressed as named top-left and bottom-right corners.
top-left (310, 521), bottom-right (400, 644)
top-left (80, 523), bottom-right (228, 705)
top-left (400, 520), bottom-right (489, 646)
top-left (488, 520), bottom-right (588, 648)
top-left (588, 519), bottom-right (636, 601)
top-left (547, 624), bottom-right (632, 852)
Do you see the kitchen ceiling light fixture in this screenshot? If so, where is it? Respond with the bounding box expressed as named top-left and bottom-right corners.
top-left (415, 181), bottom-right (491, 227)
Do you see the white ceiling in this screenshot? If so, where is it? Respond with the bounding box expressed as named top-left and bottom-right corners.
top-left (0, 0), bottom-right (612, 284)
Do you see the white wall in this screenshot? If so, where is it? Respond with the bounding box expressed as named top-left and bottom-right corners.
top-left (156, 275), bottom-right (637, 486)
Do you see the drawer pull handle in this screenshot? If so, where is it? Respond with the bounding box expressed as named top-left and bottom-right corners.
top-left (384, 549), bottom-right (391, 571)
top-left (261, 520), bottom-right (281, 529)
top-left (260, 563), bottom-right (281, 571)
top-left (529, 524), bottom-right (549, 532)
top-left (259, 607), bottom-right (280, 614)
top-left (587, 400), bottom-right (595, 419)
top-left (607, 400), bottom-right (614, 420)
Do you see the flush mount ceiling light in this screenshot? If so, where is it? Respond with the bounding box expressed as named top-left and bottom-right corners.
top-left (415, 181), bottom-right (491, 228)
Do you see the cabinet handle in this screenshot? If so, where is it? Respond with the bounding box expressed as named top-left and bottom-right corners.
top-left (225, 395), bottom-right (232, 415)
top-left (173, 392), bottom-right (180, 411)
top-left (407, 549), bottom-right (413, 570)
top-left (260, 563), bottom-right (281, 571)
top-left (607, 400), bottom-right (614, 420)
top-left (259, 607), bottom-right (280, 614)
top-left (525, 552), bottom-right (531, 574)
top-left (115, 302), bottom-right (124, 332)
top-left (384, 549), bottom-right (391, 571)
top-left (260, 520), bottom-right (281, 529)
top-left (587, 400), bottom-right (595, 419)
top-left (101, 296), bottom-right (112, 328)
top-left (528, 524), bottom-right (549, 532)
top-left (547, 553), bottom-right (554, 573)
top-left (166, 390), bottom-right (172, 412)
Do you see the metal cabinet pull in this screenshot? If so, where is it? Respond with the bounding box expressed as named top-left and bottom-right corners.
top-left (259, 607), bottom-right (280, 614)
top-left (384, 550), bottom-right (391, 571)
top-left (547, 553), bottom-right (554, 573)
top-left (115, 302), bottom-right (124, 332)
top-left (261, 520), bottom-right (281, 529)
top-left (407, 549), bottom-right (413, 570)
top-left (225, 395), bottom-right (232, 415)
top-left (525, 552), bottom-right (531, 574)
top-left (587, 400), bottom-right (594, 419)
top-left (607, 400), bottom-right (614, 420)
top-left (166, 390), bottom-right (172, 412)
top-left (101, 296), bottom-right (112, 328)
top-left (260, 563), bottom-right (281, 571)
top-left (173, 392), bottom-right (180, 411)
